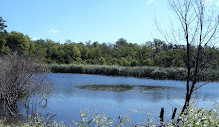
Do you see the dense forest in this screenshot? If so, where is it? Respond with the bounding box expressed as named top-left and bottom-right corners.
top-left (0, 30), bottom-right (219, 68)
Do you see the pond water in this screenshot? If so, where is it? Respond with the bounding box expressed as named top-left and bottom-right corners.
top-left (18, 73), bottom-right (219, 125)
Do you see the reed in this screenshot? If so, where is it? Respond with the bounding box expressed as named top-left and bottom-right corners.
top-left (47, 64), bottom-right (219, 81)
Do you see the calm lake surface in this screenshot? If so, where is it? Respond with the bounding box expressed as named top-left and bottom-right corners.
top-left (19, 73), bottom-right (219, 124)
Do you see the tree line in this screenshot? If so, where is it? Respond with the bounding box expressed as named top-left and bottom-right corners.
top-left (0, 31), bottom-right (219, 68)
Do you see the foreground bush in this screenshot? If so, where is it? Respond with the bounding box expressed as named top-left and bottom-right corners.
top-left (48, 64), bottom-right (219, 81)
top-left (177, 103), bottom-right (219, 126)
top-left (1, 102), bottom-right (219, 127)
top-left (0, 53), bottom-right (50, 116)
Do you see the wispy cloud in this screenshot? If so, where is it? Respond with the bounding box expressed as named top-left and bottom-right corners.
top-left (202, 0), bottom-right (219, 6)
top-left (49, 29), bottom-right (59, 33)
top-left (147, 0), bottom-right (154, 4)
top-left (204, 0), bottom-right (213, 3)
top-left (32, 37), bottom-right (40, 41)
top-left (203, 0), bottom-right (219, 5)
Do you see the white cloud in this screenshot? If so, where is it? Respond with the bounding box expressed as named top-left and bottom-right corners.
top-left (203, 0), bottom-right (219, 5)
top-left (32, 37), bottom-right (40, 41)
top-left (204, 0), bottom-right (213, 3)
top-left (147, 0), bottom-right (154, 4)
top-left (49, 29), bottom-right (59, 33)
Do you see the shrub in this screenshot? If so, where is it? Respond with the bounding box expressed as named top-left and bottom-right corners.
top-left (0, 53), bottom-right (50, 116)
top-left (177, 102), bottom-right (219, 126)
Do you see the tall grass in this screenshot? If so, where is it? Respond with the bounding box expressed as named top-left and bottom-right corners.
top-left (47, 64), bottom-right (219, 81)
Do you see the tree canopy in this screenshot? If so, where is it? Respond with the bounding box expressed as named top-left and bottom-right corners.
top-left (0, 30), bottom-right (218, 68)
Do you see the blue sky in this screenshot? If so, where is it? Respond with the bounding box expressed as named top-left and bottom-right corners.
top-left (1, 0), bottom-right (218, 44)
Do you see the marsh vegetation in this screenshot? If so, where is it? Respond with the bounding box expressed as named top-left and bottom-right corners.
top-left (76, 84), bottom-right (134, 92)
top-left (49, 64), bottom-right (219, 81)
top-left (75, 84), bottom-right (173, 92)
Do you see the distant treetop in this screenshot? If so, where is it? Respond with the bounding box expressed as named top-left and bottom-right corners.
top-left (0, 17), bottom-right (7, 32)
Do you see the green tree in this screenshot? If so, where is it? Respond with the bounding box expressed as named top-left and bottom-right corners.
top-left (0, 17), bottom-right (7, 32)
top-left (0, 32), bottom-right (10, 55)
top-left (72, 44), bottom-right (81, 58)
top-left (6, 31), bottom-right (31, 54)
top-left (0, 17), bottom-right (9, 55)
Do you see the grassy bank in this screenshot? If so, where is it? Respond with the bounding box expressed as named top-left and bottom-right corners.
top-left (47, 64), bottom-right (219, 81)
